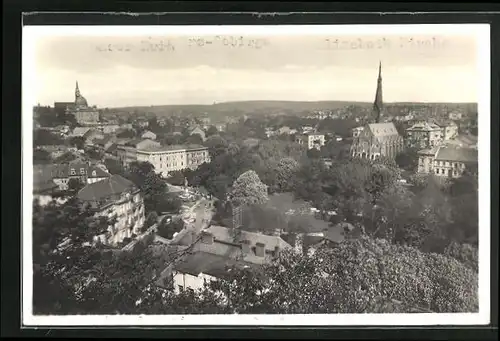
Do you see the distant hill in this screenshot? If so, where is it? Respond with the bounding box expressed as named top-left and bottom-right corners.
top-left (107, 100), bottom-right (477, 118)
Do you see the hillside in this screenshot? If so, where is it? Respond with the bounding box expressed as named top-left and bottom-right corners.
top-left (107, 100), bottom-right (477, 118)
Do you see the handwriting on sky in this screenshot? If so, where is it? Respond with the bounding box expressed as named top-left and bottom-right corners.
top-left (324, 37), bottom-right (449, 50)
top-left (95, 36), bottom-right (271, 53)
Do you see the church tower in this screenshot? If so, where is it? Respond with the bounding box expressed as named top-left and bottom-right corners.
top-left (373, 61), bottom-right (383, 123)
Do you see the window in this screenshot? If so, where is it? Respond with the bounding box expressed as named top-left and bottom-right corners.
top-left (70, 169), bottom-right (76, 175)
top-left (435, 169), bottom-right (439, 174)
top-left (441, 169), bottom-right (445, 174)
top-left (178, 285), bottom-right (184, 292)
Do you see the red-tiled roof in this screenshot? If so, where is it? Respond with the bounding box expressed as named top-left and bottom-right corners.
top-left (77, 174), bottom-right (136, 201)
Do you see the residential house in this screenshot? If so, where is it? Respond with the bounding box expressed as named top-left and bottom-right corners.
top-left (448, 111), bottom-right (463, 120)
top-left (77, 174), bottom-right (145, 246)
top-left (215, 123), bottom-right (226, 132)
top-left (136, 120), bottom-right (149, 128)
top-left (350, 122), bottom-right (404, 160)
top-left (94, 135), bottom-right (116, 151)
top-left (135, 144), bottom-right (210, 177)
top-left (295, 133), bottom-right (325, 150)
top-left (37, 145), bottom-right (77, 159)
top-left (141, 130), bottom-right (157, 140)
top-left (352, 126), bottom-right (365, 138)
top-left (417, 146), bottom-right (478, 178)
top-left (405, 121), bottom-right (443, 149)
top-left (70, 127), bottom-right (92, 137)
top-left (189, 126), bottom-right (206, 142)
top-left (97, 124), bottom-right (120, 134)
top-left (168, 225), bottom-right (292, 293)
top-left (433, 119), bottom-right (459, 141)
top-left (417, 146), bottom-right (440, 174)
top-left (116, 138), bottom-right (160, 166)
top-left (444, 134), bottom-right (478, 150)
top-left (83, 129), bottom-right (105, 146)
top-left (276, 126), bottom-right (297, 135)
top-left (33, 163), bottom-right (111, 191)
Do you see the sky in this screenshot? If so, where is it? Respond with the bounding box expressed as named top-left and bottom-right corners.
top-left (28, 27), bottom-right (481, 108)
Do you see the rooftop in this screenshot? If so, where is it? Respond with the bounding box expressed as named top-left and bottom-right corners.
top-left (367, 123), bottom-right (399, 137)
top-left (174, 251), bottom-right (256, 278)
top-left (435, 146), bottom-right (478, 163)
top-left (137, 144), bottom-right (207, 153)
top-left (77, 174), bottom-right (137, 201)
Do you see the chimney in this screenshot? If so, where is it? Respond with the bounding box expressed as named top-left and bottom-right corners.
top-left (241, 240), bottom-right (251, 254)
top-left (255, 242), bottom-right (265, 257)
top-left (201, 231), bottom-right (214, 245)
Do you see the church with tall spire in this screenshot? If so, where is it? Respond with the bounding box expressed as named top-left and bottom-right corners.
top-left (373, 61), bottom-right (383, 123)
top-left (350, 62), bottom-right (404, 160)
top-left (61, 81), bottom-right (99, 125)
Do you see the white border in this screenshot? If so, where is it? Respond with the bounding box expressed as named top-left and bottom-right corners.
top-left (22, 24), bottom-right (491, 327)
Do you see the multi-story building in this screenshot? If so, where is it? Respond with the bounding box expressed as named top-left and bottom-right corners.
top-left (295, 133), bottom-right (325, 150)
top-left (116, 139), bottom-right (160, 166)
top-left (405, 121), bottom-right (443, 149)
top-left (417, 146), bottom-right (478, 178)
top-left (417, 146), bottom-right (440, 174)
top-left (433, 120), bottom-right (459, 141)
top-left (350, 123), bottom-right (404, 160)
top-left (135, 144), bottom-right (210, 177)
top-left (33, 162), bottom-right (111, 191)
top-left (77, 174), bottom-right (145, 246)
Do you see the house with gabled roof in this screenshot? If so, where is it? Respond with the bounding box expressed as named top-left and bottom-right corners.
top-left (167, 225), bottom-right (292, 293)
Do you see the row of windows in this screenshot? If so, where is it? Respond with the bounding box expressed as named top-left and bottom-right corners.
top-left (434, 161), bottom-right (464, 168)
top-left (435, 168), bottom-right (460, 176)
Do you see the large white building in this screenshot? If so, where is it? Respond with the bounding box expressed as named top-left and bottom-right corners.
top-left (295, 133), bottom-right (325, 150)
top-left (135, 144), bottom-right (210, 177)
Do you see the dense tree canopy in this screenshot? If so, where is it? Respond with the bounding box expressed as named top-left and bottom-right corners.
top-left (33, 130), bottom-right (64, 146)
top-left (230, 170), bottom-right (269, 207)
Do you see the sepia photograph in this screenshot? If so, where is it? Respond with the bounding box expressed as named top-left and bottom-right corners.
top-left (22, 24), bottom-right (490, 326)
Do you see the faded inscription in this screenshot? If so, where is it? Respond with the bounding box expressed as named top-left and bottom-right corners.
top-left (95, 36), bottom-right (270, 53)
top-left (325, 37), bottom-right (449, 50)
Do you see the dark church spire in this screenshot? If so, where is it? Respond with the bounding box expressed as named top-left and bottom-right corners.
top-left (75, 81), bottom-right (81, 98)
top-left (373, 61), bottom-right (383, 123)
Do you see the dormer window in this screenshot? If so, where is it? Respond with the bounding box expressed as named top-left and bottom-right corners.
top-left (92, 170), bottom-right (97, 176)
top-left (70, 169), bottom-right (76, 175)
top-left (80, 168), bottom-right (85, 175)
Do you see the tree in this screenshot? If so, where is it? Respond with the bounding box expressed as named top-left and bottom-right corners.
top-left (206, 125), bottom-right (219, 137)
top-left (67, 178), bottom-right (85, 193)
top-left (33, 130), bottom-right (64, 146)
top-left (69, 136), bottom-right (86, 150)
top-left (193, 236), bottom-right (478, 314)
top-left (185, 133), bottom-right (204, 145)
top-left (204, 135), bottom-right (228, 159)
top-left (33, 149), bottom-right (52, 164)
top-left (144, 211), bottom-right (159, 231)
top-left (307, 148), bottom-right (321, 159)
top-left (230, 170), bottom-right (269, 207)
top-left (157, 218), bottom-right (185, 240)
top-left (274, 157), bottom-right (300, 193)
top-left (166, 170), bottom-right (185, 186)
top-left (104, 158), bottom-right (125, 176)
top-left (117, 129), bottom-right (136, 139)
top-left (395, 148), bottom-right (419, 172)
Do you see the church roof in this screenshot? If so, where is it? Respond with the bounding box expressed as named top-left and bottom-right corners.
top-left (367, 122), bottom-right (399, 137)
